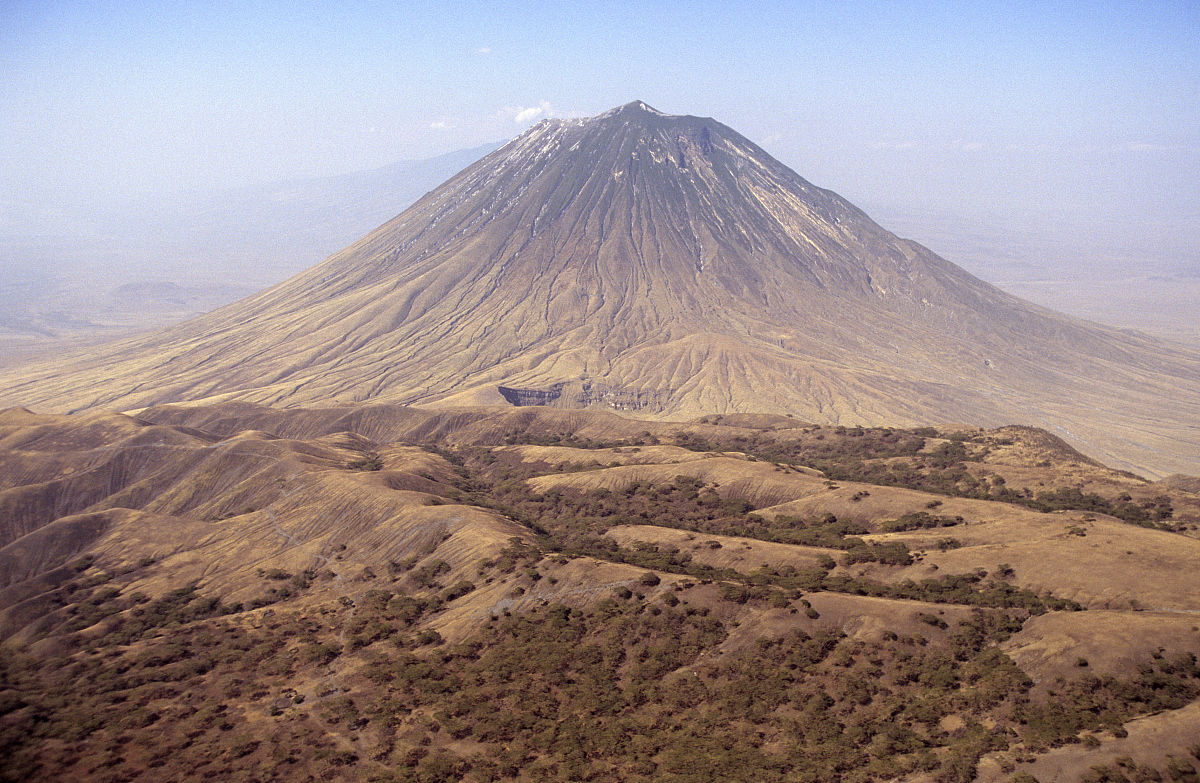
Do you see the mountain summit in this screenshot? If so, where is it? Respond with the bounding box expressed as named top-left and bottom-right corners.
top-left (1, 102), bottom-right (1198, 476)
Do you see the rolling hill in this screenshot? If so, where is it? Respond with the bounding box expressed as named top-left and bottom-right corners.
top-left (1, 402), bottom-right (1198, 782)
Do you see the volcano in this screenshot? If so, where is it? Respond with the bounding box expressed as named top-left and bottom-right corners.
top-left (2, 101), bottom-right (1198, 476)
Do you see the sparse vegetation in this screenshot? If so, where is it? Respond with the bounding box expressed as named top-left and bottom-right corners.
top-left (2, 408), bottom-right (1197, 782)
top-left (4, 585), bottom-right (1190, 783)
top-left (348, 452), bottom-right (384, 471)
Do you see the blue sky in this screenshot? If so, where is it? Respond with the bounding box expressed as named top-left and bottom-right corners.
top-left (3, 0), bottom-right (1198, 261)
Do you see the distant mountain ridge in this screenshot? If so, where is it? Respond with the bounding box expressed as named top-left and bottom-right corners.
top-left (1, 101), bottom-right (1197, 478)
top-left (0, 143), bottom-right (502, 338)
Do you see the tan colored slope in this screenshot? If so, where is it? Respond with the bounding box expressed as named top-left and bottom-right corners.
top-left (604, 524), bottom-right (837, 571)
top-left (8, 400), bottom-right (1200, 782)
top-left (1004, 610), bottom-right (1200, 683)
top-left (127, 401), bottom-right (1200, 535)
top-left (0, 105), bottom-right (1197, 477)
top-left (866, 511), bottom-right (1200, 611)
top-left (0, 410), bottom-right (527, 642)
top-left (430, 556), bottom-right (685, 644)
top-left (7, 401), bottom-right (1197, 645)
top-left (699, 591), bottom-right (978, 663)
top-left (132, 400), bottom-right (711, 448)
top-left (756, 477), bottom-right (1200, 612)
top-left (526, 455), bottom-right (831, 507)
top-left (977, 701), bottom-right (1200, 783)
top-left (518, 439), bottom-right (1200, 612)
top-left (496, 443), bottom-right (712, 467)
top-left (131, 401), bottom-right (1194, 506)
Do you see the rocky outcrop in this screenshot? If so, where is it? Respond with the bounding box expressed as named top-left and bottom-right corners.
top-left (497, 383), bottom-right (565, 407)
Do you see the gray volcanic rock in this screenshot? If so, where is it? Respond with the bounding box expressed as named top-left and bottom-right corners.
top-left (1, 101), bottom-right (1198, 477)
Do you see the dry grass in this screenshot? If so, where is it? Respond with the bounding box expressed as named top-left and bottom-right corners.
top-left (867, 512), bottom-right (1200, 611)
top-left (3, 401), bottom-right (1200, 781)
top-left (604, 524), bottom-right (836, 571)
top-left (1003, 610), bottom-right (1200, 682)
top-left (977, 701), bottom-right (1200, 783)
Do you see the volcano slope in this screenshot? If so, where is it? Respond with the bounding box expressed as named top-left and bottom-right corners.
top-left (0, 102), bottom-right (1197, 478)
top-left (2, 402), bottom-right (1200, 782)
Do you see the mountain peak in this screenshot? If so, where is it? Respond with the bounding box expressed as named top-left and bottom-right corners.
top-left (1, 104), bottom-right (1198, 477)
top-left (538, 101), bottom-right (686, 134)
top-left (610, 99), bottom-right (666, 116)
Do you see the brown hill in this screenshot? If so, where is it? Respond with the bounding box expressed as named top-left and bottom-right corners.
top-left (1, 101), bottom-right (1197, 477)
top-left (3, 402), bottom-right (1200, 782)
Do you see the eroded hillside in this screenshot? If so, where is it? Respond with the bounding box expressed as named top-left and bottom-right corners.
top-left (2, 403), bottom-right (1199, 783)
top-left (2, 103), bottom-right (1198, 478)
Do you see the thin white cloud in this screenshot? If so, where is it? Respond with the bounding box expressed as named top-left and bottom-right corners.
top-left (1003, 141), bottom-right (1179, 155)
top-left (1006, 143), bottom-right (1060, 153)
top-left (475, 46), bottom-right (491, 55)
top-left (511, 100), bottom-right (552, 124)
top-left (429, 120), bottom-right (448, 129)
top-left (869, 140), bottom-right (986, 153)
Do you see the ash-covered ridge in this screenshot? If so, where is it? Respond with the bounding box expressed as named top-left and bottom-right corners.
top-left (1, 101), bottom-right (1198, 478)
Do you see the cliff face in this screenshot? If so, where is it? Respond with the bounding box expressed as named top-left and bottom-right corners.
top-left (498, 385), bottom-right (567, 407)
top-left (1, 101), bottom-right (1198, 477)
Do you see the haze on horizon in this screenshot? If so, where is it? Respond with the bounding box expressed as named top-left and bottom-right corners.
top-left (2, 0), bottom-right (1198, 340)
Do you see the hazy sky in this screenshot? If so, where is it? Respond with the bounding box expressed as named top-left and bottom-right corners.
top-left (3, 0), bottom-right (1198, 264)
